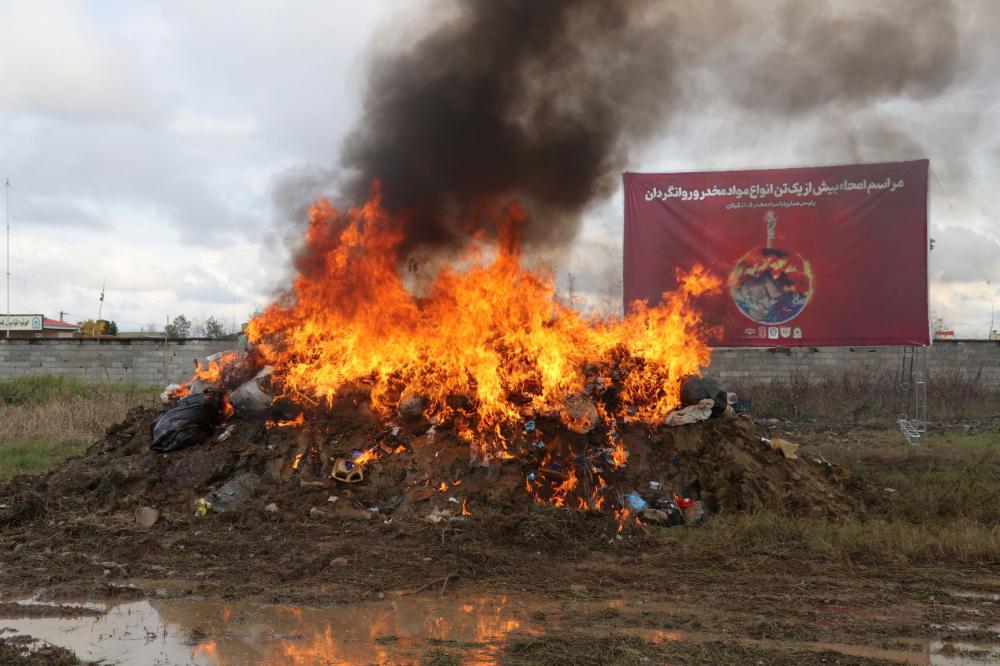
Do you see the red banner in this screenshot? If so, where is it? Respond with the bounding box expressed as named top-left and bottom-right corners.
top-left (624, 160), bottom-right (929, 347)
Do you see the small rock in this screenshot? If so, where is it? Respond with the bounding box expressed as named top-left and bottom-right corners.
top-left (330, 556), bottom-right (349, 566)
top-left (638, 508), bottom-right (671, 526)
top-left (300, 480), bottom-right (326, 489)
top-left (135, 507), bottom-right (160, 528)
top-left (264, 503), bottom-right (279, 514)
top-left (569, 584), bottom-right (587, 593)
top-left (397, 392), bottom-right (427, 419)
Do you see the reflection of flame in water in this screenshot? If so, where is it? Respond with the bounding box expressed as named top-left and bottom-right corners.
top-left (191, 641), bottom-right (218, 661)
top-left (157, 594), bottom-right (526, 665)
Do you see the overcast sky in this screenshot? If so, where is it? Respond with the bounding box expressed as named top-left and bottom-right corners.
top-left (2, 0), bottom-right (998, 336)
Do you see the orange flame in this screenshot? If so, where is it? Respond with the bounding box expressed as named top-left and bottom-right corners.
top-left (353, 448), bottom-right (380, 466)
top-left (266, 413), bottom-right (305, 428)
top-left (221, 393), bottom-right (235, 420)
top-left (247, 187), bottom-right (720, 468)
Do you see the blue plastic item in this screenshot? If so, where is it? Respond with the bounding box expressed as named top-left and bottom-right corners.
top-left (624, 491), bottom-right (649, 512)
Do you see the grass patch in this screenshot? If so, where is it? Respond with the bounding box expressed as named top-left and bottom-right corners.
top-left (0, 375), bottom-right (155, 405)
top-left (0, 437), bottom-right (90, 479)
top-left (501, 634), bottom-right (650, 665)
top-left (677, 513), bottom-right (1000, 565)
top-left (421, 648), bottom-right (463, 666)
top-left (0, 375), bottom-right (159, 479)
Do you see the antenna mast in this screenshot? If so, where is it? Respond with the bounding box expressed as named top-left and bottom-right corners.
top-left (4, 179), bottom-right (9, 339)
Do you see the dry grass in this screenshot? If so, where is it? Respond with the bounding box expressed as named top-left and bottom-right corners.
top-left (0, 375), bottom-right (159, 479)
top-left (728, 367), bottom-right (999, 421)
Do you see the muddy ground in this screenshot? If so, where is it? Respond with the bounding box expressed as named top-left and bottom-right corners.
top-left (1, 408), bottom-right (998, 664)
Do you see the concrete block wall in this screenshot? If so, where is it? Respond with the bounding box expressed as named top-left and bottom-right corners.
top-left (0, 338), bottom-right (235, 387)
top-left (0, 338), bottom-right (998, 390)
top-left (705, 341), bottom-right (1000, 389)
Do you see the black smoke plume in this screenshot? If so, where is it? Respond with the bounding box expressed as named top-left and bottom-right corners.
top-left (340, 0), bottom-right (676, 252)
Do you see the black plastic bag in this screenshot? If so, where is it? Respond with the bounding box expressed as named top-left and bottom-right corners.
top-left (151, 392), bottom-right (222, 452)
top-left (679, 376), bottom-right (727, 417)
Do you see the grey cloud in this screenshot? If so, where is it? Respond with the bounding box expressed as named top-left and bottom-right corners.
top-left (931, 227), bottom-right (1000, 283)
top-left (175, 278), bottom-right (241, 305)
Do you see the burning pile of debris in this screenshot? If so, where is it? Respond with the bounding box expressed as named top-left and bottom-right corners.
top-left (34, 194), bottom-right (860, 531)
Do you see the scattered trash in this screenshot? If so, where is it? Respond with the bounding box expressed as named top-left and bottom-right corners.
top-left (229, 366), bottom-right (274, 418)
top-left (654, 498), bottom-right (686, 526)
top-left (217, 424), bottom-right (236, 441)
top-left (331, 458), bottom-right (364, 483)
top-left (624, 491), bottom-right (650, 512)
top-left (199, 473), bottom-right (261, 514)
top-left (135, 507), bottom-right (160, 528)
top-left (769, 437), bottom-right (800, 460)
top-left (159, 384), bottom-right (182, 404)
top-left (424, 507), bottom-right (452, 524)
top-left (647, 481), bottom-right (662, 491)
top-left (151, 391), bottom-right (223, 452)
top-left (524, 420), bottom-right (536, 432)
top-left (664, 398), bottom-right (715, 426)
top-left (681, 499), bottom-right (710, 525)
top-left (679, 375), bottom-right (728, 416)
top-left (560, 394), bottom-right (599, 433)
top-left (263, 502), bottom-right (279, 514)
top-left (195, 498), bottom-right (211, 517)
top-left (327, 495), bottom-right (339, 503)
top-left (204, 349), bottom-right (256, 389)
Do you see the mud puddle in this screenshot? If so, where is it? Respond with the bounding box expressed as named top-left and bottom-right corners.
top-left (0, 593), bottom-right (541, 665)
top-left (4, 594), bottom-right (1000, 665)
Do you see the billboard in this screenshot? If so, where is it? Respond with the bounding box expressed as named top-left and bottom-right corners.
top-left (624, 160), bottom-right (929, 347)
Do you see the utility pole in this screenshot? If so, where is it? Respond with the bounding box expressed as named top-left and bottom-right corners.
top-left (96, 283), bottom-right (105, 335)
top-left (4, 178), bottom-right (9, 339)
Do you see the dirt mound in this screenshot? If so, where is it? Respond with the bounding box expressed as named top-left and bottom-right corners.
top-left (8, 403), bottom-right (859, 531)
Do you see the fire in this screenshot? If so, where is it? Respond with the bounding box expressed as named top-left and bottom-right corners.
top-left (266, 413), bottom-right (305, 428)
top-left (221, 393), bottom-right (235, 420)
top-left (353, 448), bottom-right (380, 466)
top-left (247, 187), bottom-right (720, 466)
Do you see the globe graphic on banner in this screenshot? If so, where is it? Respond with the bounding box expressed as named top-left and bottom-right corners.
top-left (729, 247), bottom-right (814, 325)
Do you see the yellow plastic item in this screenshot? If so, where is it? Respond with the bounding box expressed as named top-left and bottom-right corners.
top-left (196, 497), bottom-right (212, 516)
top-left (331, 458), bottom-right (364, 483)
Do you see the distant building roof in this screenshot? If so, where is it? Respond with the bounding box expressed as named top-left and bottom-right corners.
top-left (43, 318), bottom-right (81, 331)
